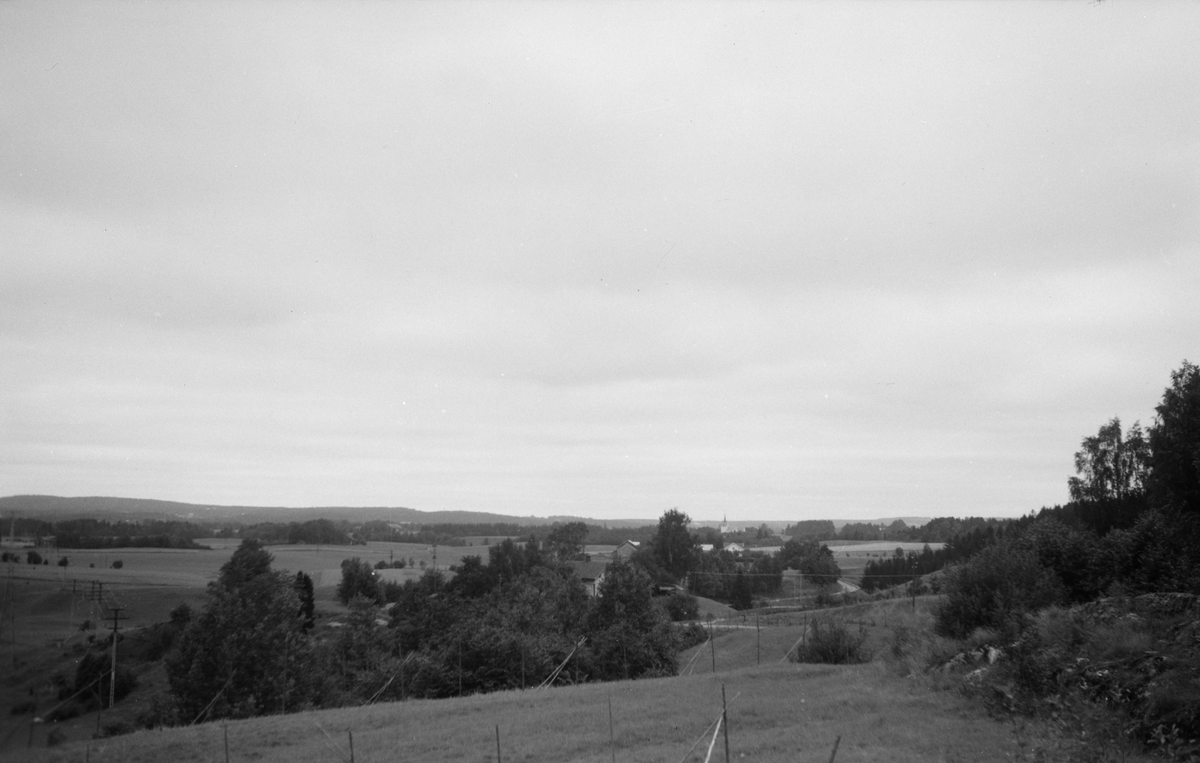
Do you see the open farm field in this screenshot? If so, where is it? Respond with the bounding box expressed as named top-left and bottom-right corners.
top-left (8, 540), bottom-right (475, 601)
top-left (824, 541), bottom-right (945, 553)
top-left (22, 639), bottom-right (1026, 763)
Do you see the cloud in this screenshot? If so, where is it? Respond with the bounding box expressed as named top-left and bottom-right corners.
top-left (2, 1), bottom-right (1197, 519)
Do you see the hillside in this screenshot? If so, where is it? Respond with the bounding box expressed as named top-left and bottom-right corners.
top-left (0, 495), bottom-right (655, 528)
top-left (24, 627), bottom-right (1023, 763)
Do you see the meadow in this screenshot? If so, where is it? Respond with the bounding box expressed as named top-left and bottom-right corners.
top-left (21, 608), bottom-right (1031, 763)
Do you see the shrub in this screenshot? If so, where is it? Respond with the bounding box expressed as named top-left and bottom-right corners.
top-left (101, 721), bottom-right (136, 738)
top-left (678, 622), bottom-right (707, 651)
top-left (1086, 618), bottom-right (1151, 662)
top-left (660, 591), bottom-right (700, 622)
top-left (934, 542), bottom-right (1065, 639)
top-left (58, 556), bottom-right (69, 567)
top-left (75, 651), bottom-right (137, 707)
top-left (169, 603), bottom-right (192, 625)
top-left (26, 550), bottom-right (42, 565)
top-left (45, 701), bottom-right (81, 722)
top-left (111, 560), bottom-right (123, 569)
top-left (137, 692), bottom-right (181, 729)
top-left (381, 580), bottom-right (404, 603)
top-left (792, 616), bottom-right (870, 664)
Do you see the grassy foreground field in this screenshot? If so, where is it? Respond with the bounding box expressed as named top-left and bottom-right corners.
top-left (16, 600), bottom-right (1040, 763)
top-left (7, 546), bottom-right (1150, 762)
top-left (23, 655), bottom-right (1019, 763)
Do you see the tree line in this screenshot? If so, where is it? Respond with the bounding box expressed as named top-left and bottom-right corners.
top-left (159, 535), bottom-right (706, 722)
top-left (934, 360), bottom-right (1200, 638)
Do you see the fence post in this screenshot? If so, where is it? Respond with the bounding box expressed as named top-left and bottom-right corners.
top-left (495, 724), bottom-right (502, 763)
top-left (224, 722), bottom-right (230, 763)
top-left (721, 684), bottom-right (730, 763)
top-left (348, 729), bottom-right (355, 763)
top-left (608, 693), bottom-right (616, 763)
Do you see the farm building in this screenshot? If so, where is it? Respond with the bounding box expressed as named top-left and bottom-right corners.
top-left (568, 560), bottom-right (609, 596)
top-left (612, 540), bottom-right (640, 561)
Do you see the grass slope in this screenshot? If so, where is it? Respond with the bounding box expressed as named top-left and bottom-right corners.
top-left (23, 618), bottom-right (1021, 763)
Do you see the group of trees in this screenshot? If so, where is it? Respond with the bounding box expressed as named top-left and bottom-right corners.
top-left (859, 547), bottom-right (937, 593)
top-left (163, 535), bottom-right (700, 721)
top-left (687, 551), bottom-right (784, 609)
top-left (227, 519), bottom-right (351, 546)
top-left (780, 516), bottom-right (1008, 545)
top-left (858, 527), bottom-right (1001, 593)
top-left (935, 361), bottom-right (1200, 638)
top-left (777, 538), bottom-right (841, 585)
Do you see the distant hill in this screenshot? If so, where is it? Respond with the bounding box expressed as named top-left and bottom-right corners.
top-left (832, 517), bottom-right (934, 529)
top-left (0, 495), bottom-right (930, 530)
top-left (0, 495), bottom-right (654, 527)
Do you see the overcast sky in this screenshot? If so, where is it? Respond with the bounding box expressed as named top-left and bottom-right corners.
top-left (2, 2), bottom-right (1197, 523)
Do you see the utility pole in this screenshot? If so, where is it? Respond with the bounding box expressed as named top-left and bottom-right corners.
top-left (85, 581), bottom-right (105, 632)
top-left (104, 607), bottom-right (128, 708)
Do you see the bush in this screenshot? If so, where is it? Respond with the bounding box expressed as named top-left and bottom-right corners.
top-left (26, 550), bottom-right (42, 565)
top-left (137, 692), bottom-right (181, 729)
top-left (58, 556), bottom-right (69, 567)
top-left (659, 591), bottom-right (699, 621)
top-left (934, 542), bottom-right (1065, 640)
top-left (45, 701), bottom-right (82, 722)
top-left (792, 616), bottom-right (871, 664)
top-left (169, 603), bottom-right (192, 625)
top-left (381, 580), bottom-right (404, 603)
top-left (75, 651), bottom-right (137, 708)
top-left (678, 622), bottom-right (707, 651)
top-left (112, 560), bottom-right (123, 569)
top-left (100, 721), bottom-right (136, 738)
